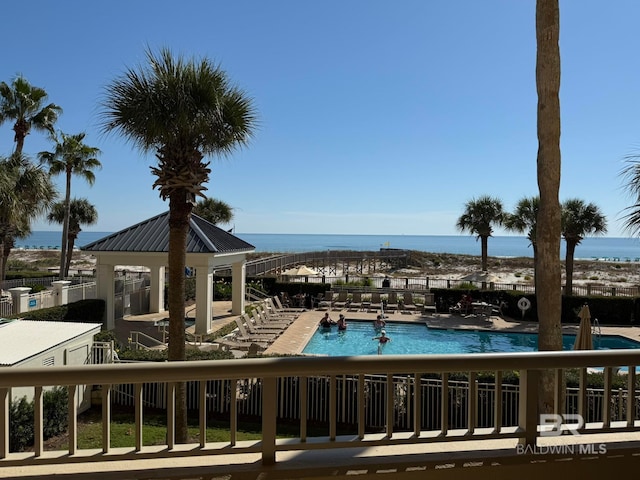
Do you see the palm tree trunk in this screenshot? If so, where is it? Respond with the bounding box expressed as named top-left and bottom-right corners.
top-left (536, 0), bottom-right (563, 416)
top-left (565, 241), bottom-right (576, 296)
top-left (65, 233), bottom-right (77, 277)
top-left (59, 170), bottom-right (72, 279)
top-left (168, 192), bottom-right (190, 443)
top-left (480, 235), bottom-right (489, 271)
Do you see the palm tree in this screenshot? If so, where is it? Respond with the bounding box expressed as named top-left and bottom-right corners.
top-left (535, 0), bottom-right (563, 415)
top-left (0, 75), bottom-right (62, 154)
top-left (192, 197), bottom-right (234, 225)
top-left (47, 198), bottom-right (98, 276)
top-left (100, 47), bottom-right (257, 442)
top-left (39, 132), bottom-right (101, 279)
top-left (561, 199), bottom-right (607, 295)
top-left (456, 195), bottom-right (505, 271)
top-left (504, 196), bottom-right (539, 283)
top-left (619, 157), bottom-right (640, 236)
top-left (0, 153), bottom-right (57, 280)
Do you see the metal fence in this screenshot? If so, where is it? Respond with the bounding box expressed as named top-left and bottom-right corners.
top-left (109, 374), bottom-right (638, 432)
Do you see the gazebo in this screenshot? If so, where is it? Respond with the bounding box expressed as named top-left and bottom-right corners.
top-left (82, 211), bottom-right (255, 334)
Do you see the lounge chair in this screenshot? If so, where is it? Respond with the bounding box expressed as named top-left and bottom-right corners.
top-left (333, 291), bottom-right (349, 310)
top-left (401, 292), bottom-right (417, 313)
top-left (240, 313), bottom-right (283, 335)
top-left (348, 292), bottom-right (363, 311)
top-left (263, 299), bottom-right (298, 321)
top-left (250, 310), bottom-right (290, 330)
top-left (385, 291), bottom-right (399, 313)
top-left (234, 316), bottom-right (278, 342)
top-left (368, 292), bottom-right (382, 312)
top-left (318, 291), bottom-right (333, 310)
top-left (274, 295), bottom-right (306, 312)
top-left (257, 303), bottom-right (296, 325)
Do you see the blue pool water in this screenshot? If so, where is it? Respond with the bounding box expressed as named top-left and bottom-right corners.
top-left (301, 321), bottom-right (640, 356)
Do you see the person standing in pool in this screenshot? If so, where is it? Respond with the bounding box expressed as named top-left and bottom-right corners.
top-left (373, 315), bottom-right (386, 330)
top-left (372, 330), bottom-right (391, 355)
top-left (337, 314), bottom-right (347, 331)
top-left (319, 312), bottom-right (335, 329)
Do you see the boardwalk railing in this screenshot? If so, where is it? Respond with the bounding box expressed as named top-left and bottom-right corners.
top-left (1, 349), bottom-right (639, 468)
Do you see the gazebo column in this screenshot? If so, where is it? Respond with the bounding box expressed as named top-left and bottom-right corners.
top-left (96, 263), bottom-right (116, 330)
top-left (195, 268), bottom-right (213, 334)
top-left (231, 260), bottom-right (246, 315)
top-left (149, 265), bottom-right (165, 314)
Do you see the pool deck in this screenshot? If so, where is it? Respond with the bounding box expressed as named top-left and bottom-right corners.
top-left (121, 300), bottom-right (640, 356)
top-left (264, 305), bottom-right (640, 355)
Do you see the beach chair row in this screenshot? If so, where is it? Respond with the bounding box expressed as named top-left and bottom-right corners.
top-left (219, 297), bottom-right (304, 352)
top-left (315, 290), bottom-right (434, 314)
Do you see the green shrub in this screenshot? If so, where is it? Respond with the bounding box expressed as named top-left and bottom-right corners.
top-left (20, 299), bottom-right (105, 324)
top-left (9, 387), bottom-right (69, 452)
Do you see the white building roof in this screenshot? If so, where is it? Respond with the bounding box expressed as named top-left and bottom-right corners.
top-left (0, 320), bottom-right (102, 366)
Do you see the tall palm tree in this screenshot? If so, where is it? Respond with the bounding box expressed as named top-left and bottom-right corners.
top-left (561, 199), bottom-right (607, 295)
top-left (100, 47), bottom-right (257, 442)
top-left (0, 75), bottom-right (62, 154)
top-left (619, 157), bottom-right (640, 236)
top-left (535, 0), bottom-right (563, 415)
top-left (47, 198), bottom-right (98, 276)
top-left (39, 132), bottom-right (101, 279)
top-left (192, 197), bottom-right (234, 225)
top-left (504, 196), bottom-right (539, 283)
top-left (0, 153), bottom-right (57, 280)
top-left (456, 195), bottom-right (505, 271)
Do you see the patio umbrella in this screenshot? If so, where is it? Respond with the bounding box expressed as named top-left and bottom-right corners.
top-left (573, 304), bottom-right (593, 350)
top-left (282, 265), bottom-right (319, 276)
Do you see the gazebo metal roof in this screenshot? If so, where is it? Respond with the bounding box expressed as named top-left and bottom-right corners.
top-left (81, 211), bottom-right (254, 253)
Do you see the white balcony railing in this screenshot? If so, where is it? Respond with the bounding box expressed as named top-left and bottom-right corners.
top-left (1, 349), bottom-right (639, 470)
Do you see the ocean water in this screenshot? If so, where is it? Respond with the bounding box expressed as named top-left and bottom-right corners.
top-left (13, 231), bottom-right (640, 260)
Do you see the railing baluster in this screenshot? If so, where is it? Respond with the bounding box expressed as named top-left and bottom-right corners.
top-left (329, 375), bottom-right (337, 440)
top-left (230, 379), bottom-right (237, 446)
top-left (603, 367), bottom-right (612, 427)
top-left (468, 372), bottom-right (476, 434)
top-left (494, 371), bottom-right (502, 433)
top-left (102, 384), bottom-right (111, 453)
top-left (627, 365), bottom-right (636, 427)
top-left (357, 375), bottom-right (365, 439)
top-left (441, 373), bottom-right (449, 435)
top-left (578, 368), bottom-right (587, 426)
top-left (300, 376), bottom-right (308, 441)
top-left (386, 373), bottom-right (394, 438)
top-left (413, 373), bottom-right (421, 437)
top-left (199, 380), bottom-right (207, 447)
top-left (68, 385), bottom-right (78, 455)
top-left (262, 377), bottom-right (277, 465)
top-left (135, 383), bottom-right (143, 451)
top-left (553, 368), bottom-right (563, 414)
top-left (34, 386), bottom-right (43, 456)
top-left (166, 383), bottom-right (175, 450)
top-left (0, 388), bottom-right (7, 459)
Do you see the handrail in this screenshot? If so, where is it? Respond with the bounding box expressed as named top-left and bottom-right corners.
top-left (129, 331), bottom-right (166, 350)
top-left (0, 349), bottom-right (639, 469)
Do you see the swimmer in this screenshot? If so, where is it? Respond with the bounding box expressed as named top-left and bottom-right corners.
top-left (372, 330), bottom-right (391, 355)
top-left (319, 312), bottom-right (335, 329)
top-left (337, 314), bottom-right (347, 331)
top-left (373, 315), bottom-right (386, 330)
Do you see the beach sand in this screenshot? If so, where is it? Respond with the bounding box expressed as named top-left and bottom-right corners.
top-left (8, 248), bottom-right (640, 288)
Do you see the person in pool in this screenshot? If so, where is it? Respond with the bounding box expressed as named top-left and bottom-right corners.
top-left (372, 330), bottom-right (391, 354)
top-left (337, 314), bottom-right (347, 331)
top-left (319, 312), bottom-right (335, 329)
top-left (373, 315), bottom-right (386, 330)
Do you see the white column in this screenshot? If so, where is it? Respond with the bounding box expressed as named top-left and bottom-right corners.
top-left (96, 263), bottom-right (115, 330)
top-left (195, 268), bottom-right (212, 334)
top-left (8, 287), bottom-right (31, 315)
top-left (149, 265), bottom-right (165, 314)
top-left (231, 260), bottom-right (246, 315)
top-left (51, 280), bottom-right (71, 306)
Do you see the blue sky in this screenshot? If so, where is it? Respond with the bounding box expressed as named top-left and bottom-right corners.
top-left (1, 0), bottom-right (640, 237)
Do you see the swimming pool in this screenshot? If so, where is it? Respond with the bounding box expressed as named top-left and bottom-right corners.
top-left (301, 321), bottom-right (640, 356)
